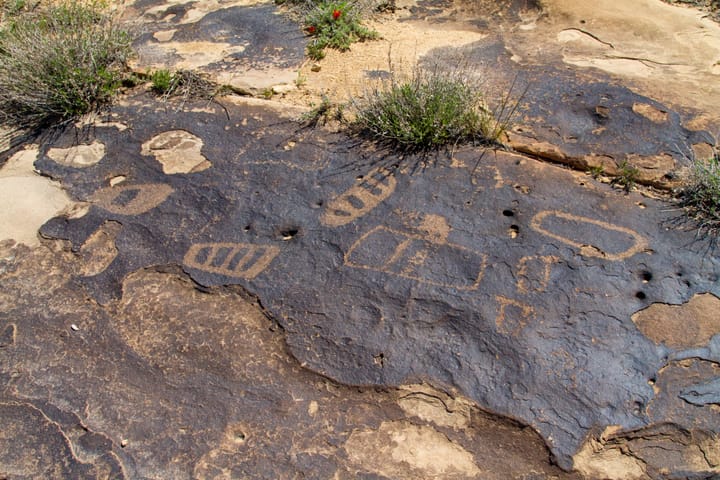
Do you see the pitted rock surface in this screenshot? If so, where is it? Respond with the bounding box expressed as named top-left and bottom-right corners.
top-left (36, 94), bottom-right (720, 472)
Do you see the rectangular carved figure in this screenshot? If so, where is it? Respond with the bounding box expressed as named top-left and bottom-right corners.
top-left (345, 226), bottom-right (486, 290)
top-left (184, 242), bottom-right (280, 279)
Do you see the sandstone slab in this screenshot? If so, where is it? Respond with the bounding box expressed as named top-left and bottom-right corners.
top-left (36, 95), bottom-right (720, 473)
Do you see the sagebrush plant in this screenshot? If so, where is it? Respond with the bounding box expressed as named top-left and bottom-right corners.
top-left (0, 0), bottom-right (131, 132)
top-left (679, 152), bottom-right (720, 239)
top-left (352, 63), bottom-right (511, 153)
top-left (303, 0), bottom-right (377, 60)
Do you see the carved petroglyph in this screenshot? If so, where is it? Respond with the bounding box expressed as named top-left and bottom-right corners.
top-left (516, 255), bottom-right (560, 294)
top-left (345, 225), bottom-right (486, 291)
top-left (78, 221), bottom-right (123, 276)
top-left (141, 130), bottom-right (210, 174)
top-left (530, 211), bottom-right (648, 261)
top-left (322, 168), bottom-right (397, 227)
top-left (91, 183), bottom-right (174, 216)
top-left (495, 296), bottom-right (534, 336)
top-left (183, 242), bottom-right (280, 279)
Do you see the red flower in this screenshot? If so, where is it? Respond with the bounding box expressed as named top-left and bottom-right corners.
top-left (332, 9), bottom-right (342, 19)
top-left (306, 25), bottom-right (316, 34)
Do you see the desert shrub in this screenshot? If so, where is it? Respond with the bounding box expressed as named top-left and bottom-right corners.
top-left (352, 64), bottom-right (510, 153)
top-left (679, 152), bottom-right (720, 239)
top-left (0, 0), bottom-right (131, 132)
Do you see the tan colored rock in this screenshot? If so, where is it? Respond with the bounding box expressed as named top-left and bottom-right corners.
top-left (632, 293), bottom-right (720, 349)
top-left (511, 0), bottom-right (720, 131)
top-left (573, 438), bottom-right (647, 480)
top-left (344, 421), bottom-right (482, 479)
top-left (141, 130), bottom-right (210, 174)
top-left (47, 141), bottom-right (106, 168)
top-left (397, 384), bottom-right (472, 429)
top-left (77, 221), bottom-right (122, 276)
top-left (0, 147), bottom-right (75, 247)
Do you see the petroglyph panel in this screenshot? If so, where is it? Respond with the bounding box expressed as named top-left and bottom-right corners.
top-left (183, 242), bottom-right (280, 279)
top-left (91, 183), bottom-right (174, 216)
top-left (345, 226), bottom-right (487, 290)
top-left (322, 168), bottom-right (397, 227)
top-left (530, 211), bottom-right (648, 261)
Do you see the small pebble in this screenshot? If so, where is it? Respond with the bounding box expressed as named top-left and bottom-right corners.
top-left (311, 63), bottom-right (321, 72)
top-left (70, 324), bottom-right (79, 331)
top-left (121, 439), bottom-right (128, 447)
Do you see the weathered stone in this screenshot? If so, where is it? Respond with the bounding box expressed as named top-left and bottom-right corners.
top-left (34, 95), bottom-right (720, 472)
top-left (47, 141), bottom-right (106, 168)
top-left (0, 242), bottom-right (580, 479)
top-left (128, 2), bottom-right (306, 92)
top-left (0, 147), bottom-right (75, 247)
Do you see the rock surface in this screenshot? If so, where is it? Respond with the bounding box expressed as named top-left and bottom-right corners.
top-left (1, 0), bottom-right (720, 478)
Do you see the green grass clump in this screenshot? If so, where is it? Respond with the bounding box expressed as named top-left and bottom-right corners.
top-left (0, 0), bottom-right (131, 132)
top-left (150, 69), bottom-right (174, 94)
top-left (611, 160), bottom-right (640, 192)
top-left (352, 66), bottom-right (509, 153)
top-left (679, 152), bottom-right (720, 239)
top-left (304, 0), bottom-right (377, 60)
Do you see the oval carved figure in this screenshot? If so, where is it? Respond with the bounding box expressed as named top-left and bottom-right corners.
top-left (530, 210), bottom-right (648, 261)
top-left (91, 183), bottom-right (174, 216)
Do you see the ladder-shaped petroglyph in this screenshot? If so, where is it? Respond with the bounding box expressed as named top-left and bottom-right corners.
top-left (345, 225), bottom-right (487, 291)
top-left (495, 295), bottom-right (535, 337)
top-left (322, 168), bottom-right (397, 227)
top-left (91, 183), bottom-right (174, 216)
top-left (530, 211), bottom-right (648, 261)
top-left (516, 255), bottom-right (560, 294)
top-left (183, 242), bottom-right (280, 279)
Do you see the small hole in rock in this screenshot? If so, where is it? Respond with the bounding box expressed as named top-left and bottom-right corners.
top-left (641, 271), bottom-right (652, 282)
top-left (637, 202), bottom-right (646, 209)
top-left (281, 228), bottom-right (299, 240)
top-left (244, 225), bottom-right (251, 232)
top-left (356, 175), bottom-right (364, 181)
top-left (502, 209), bottom-right (514, 217)
top-left (635, 291), bottom-right (646, 300)
top-left (508, 225), bottom-right (520, 238)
